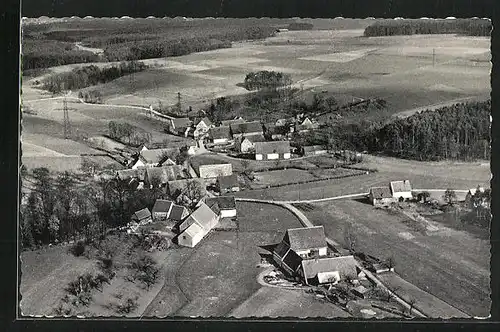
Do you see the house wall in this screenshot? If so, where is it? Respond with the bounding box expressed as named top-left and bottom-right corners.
top-left (267, 153), bottom-right (279, 160)
top-left (178, 231), bottom-right (203, 248)
top-left (296, 247), bottom-right (328, 258)
top-left (371, 197), bottom-right (396, 206)
top-left (255, 154), bottom-right (263, 161)
top-left (241, 140), bottom-right (255, 153)
top-left (213, 138), bottom-right (228, 145)
top-left (153, 212), bottom-right (168, 221)
top-left (199, 164), bottom-right (233, 178)
top-left (220, 209), bottom-right (237, 219)
top-left (132, 159), bottom-right (146, 169)
top-left (392, 191), bottom-right (413, 200)
top-left (283, 153), bottom-right (291, 159)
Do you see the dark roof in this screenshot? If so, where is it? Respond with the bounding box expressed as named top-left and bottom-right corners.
top-left (205, 196), bottom-right (236, 210)
top-left (140, 148), bottom-right (179, 164)
top-left (242, 134), bottom-right (267, 143)
top-left (273, 241), bottom-right (290, 258)
top-left (205, 200), bottom-right (221, 216)
top-left (283, 248), bottom-right (303, 272)
top-left (134, 208), bottom-right (151, 221)
top-left (199, 117), bottom-right (213, 126)
top-left (370, 187), bottom-right (392, 199)
top-left (230, 121), bottom-right (263, 135)
top-left (255, 141), bottom-right (290, 155)
top-left (169, 205), bottom-right (187, 221)
top-left (146, 165), bottom-right (186, 184)
top-left (217, 174), bottom-right (239, 189)
top-left (171, 117), bottom-right (192, 128)
top-left (285, 226), bottom-right (327, 252)
top-left (390, 180), bottom-right (412, 193)
top-left (301, 256), bottom-right (358, 280)
top-left (210, 126), bottom-right (231, 140)
top-left (152, 199), bottom-right (173, 214)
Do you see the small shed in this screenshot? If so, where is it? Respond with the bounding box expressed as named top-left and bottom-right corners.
top-left (217, 173), bottom-right (240, 194)
top-left (152, 199), bottom-right (174, 221)
top-left (351, 285), bottom-right (369, 299)
top-left (205, 196), bottom-right (237, 218)
top-left (132, 208), bottom-right (152, 224)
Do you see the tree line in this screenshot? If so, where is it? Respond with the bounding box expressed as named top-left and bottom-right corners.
top-left (312, 100), bottom-right (490, 162)
top-left (42, 61), bottom-right (147, 94)
top-left (20, 168), bottom-right (163, 250)
top-left (108, 121), bottom-right (152, 147)
top-left (364, 18), bottom-right (491, 37)
top-left (243, 70), bottom-right (293, 91)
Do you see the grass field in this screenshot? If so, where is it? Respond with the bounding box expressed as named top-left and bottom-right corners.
top-left (299, 199), bottom-right (491, 317)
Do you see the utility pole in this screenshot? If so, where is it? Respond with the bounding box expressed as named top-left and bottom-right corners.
top-left (63, 97), bottom-right (71, 139)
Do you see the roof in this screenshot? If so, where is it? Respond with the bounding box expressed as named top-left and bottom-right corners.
top-left (303, 145), bottom-right (327, 153)
top-left (369, 187), bottom-right (393, 199)
top-left (210, 126), bottom-right (231, 140)
top-left (140, 148), bottom-right (179, 164)
top-left (217, 174), bottom-right (239, 189)
top-left (198, 163), bottom-right (233, 178)
top-left (275, 118), bottom-right (289, 126)
top-left (167, 178), bottom-right (205, 196)
top-left (301, 255), bottom-right (358, 280)
top-left (169, 205), bottom-right (187, 221)
top-left (273, 241), bottom-right (290, 258)
top-left (152, 199), bottom-right (173, 213)
top-left (255, 141), bottom-right (291, 155)
top-left (171, 117), bottom-right (192, 128)
top-left (146, 165), bottom-right (186, 184)
top-left (196, 117), bottom-right (213, 127)
top-left (187, 201), bottom-right (218, 229)
top-left (221, 118), bottom-right (246, 126)
top-left (390, 180), bottom-right (412, 193)
top-left (282, 248), bottom-right (303, 272)
top-left (183, 221), bottom-right (205, 238)
top-left (205, 200), bottom-right (221, 216)
top-left (469, 187), bottom-right (486, 195)
top-left (230, 121), bottom-right (263, 135)
top-left (205, 196), bottom-right (236, 210)
top-left (134, 208), bottom-right (151, 221)
top-left (285, 226), bottom-right (326, 252)
top-left (242, 134), bottom-right (266, 143)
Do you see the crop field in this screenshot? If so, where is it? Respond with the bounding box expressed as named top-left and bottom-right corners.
top-left (298, 199), bottom-right (490, 317)
top-left (229, 287), bottom-right (350, 318)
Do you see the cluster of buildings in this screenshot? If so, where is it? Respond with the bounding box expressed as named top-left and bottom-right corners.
top-left (368, 180), bottom-right (413, 207)
top-left (272, 225), bottom-right (362, 286)
top-left (166, 113), bottom-right (322, 160)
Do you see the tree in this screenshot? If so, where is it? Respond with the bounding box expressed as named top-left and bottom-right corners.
top-left (80, 157), bottom-right (100, 177)
top-left (408, 297), bottom-right (417, 315)
top-left (175, 146), bottom-right (189, 165)
top-left (443, 189), bottom-right (457, 206)
top-left (185, 180), bottom-right (203, 204)
top-left (343, 223), bottom-right (357, 253)
top-left (421, 191), bottom-right (431, 203)
top-left (385, 256), bottom-right (396, 270)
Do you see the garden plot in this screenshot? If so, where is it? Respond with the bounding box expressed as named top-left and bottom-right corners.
top-left (251, 168), bottom-right (318, 188)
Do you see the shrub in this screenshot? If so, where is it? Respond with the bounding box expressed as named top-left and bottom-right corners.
top-left (70, 241), bottom-right (86, 257)
top-left (116, 297), bottom-right (139, 314)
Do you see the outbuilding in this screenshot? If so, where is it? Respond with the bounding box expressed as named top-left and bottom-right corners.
top-left (209, 126), bottom-right (231, 145)
top-left (205, 196), bottom-right (237, 218)
top-left (254, 141), bottom-right (291, 160)
top-left (176, 202), bottom-right (220, 247)
top-left (216, 173), bottom-right (240, 194)
top-left (389, 180), bottom-right (413, 201)
top-left (369, 187), bottom-right (396, 207)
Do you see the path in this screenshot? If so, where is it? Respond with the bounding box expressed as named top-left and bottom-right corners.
top-left (392, 96), bottom-right (482, 119)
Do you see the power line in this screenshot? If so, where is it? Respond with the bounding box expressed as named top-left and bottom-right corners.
top-left (63, 97), bottom-right (71, 139)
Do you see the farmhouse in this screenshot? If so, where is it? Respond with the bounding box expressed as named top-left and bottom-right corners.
top-left (389, 180), bottom-right (413, 201)
top-left (221, 117), bottom-right (245, 127)
top-left (236, 134), bottom-right (267, 153)
top-left (205, 196), bottom-right (237, 218)
top-left (166, 178), bottom-right (206, 198)
top-left (300, 256), bottom-right (358, 285)
top-left (176, 202), bottom-right (219, 247)
top-left (302, 145), bottom-right (328, 156)
top-left (295, 117), bottom-right (318, 133)
top-left (144, 165), bottom-right (187, 188)
top-left (209, 126), bottom-right (231, 145)
top-left (197, 163), bottom-right (233, 179)
top-left (131, 208), bottom-right (152, 224)
top-left (280, 226), bottom-right (328, 258)
top-left (216, 173), bottom-right (240, 194)
top-left (169, 117), bottom-right (192, 136)
top-left (192, 117), bottom-right (213, 139)
top-left (369, 187), bottom-right (396, 207)
top-left (230, 121), bottom-right (263, 139)
top-left (254, 141), bottom-right (291, 160)
top-left (132, 148), bottom-right (179, 169)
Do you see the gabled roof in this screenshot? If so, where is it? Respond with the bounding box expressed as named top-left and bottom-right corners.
top-left (230, 121), bottom-right (263, 135)
top-left (283, 248), bottom-right (303, 272)
top-left (146, 165), bottom-right (186, 184)
top-left (255, 141), bottom-right (291, 155)
top-left (221, 118), bottom-right (246, 126)
top-left (210, 126), bottom-right (231, 140)
top-left (301, 255), bottom-right (358, 280)
top-left (205, 196), bottom-right (236, 210)
top-left (469, 187), bottom-right (485, 195)
top-left (369, 187), bottom-right (393, 199)
top-left (303, 145), bottom-right (327, 153)
top-left (217, 174), bottom-right (239, 189)
top-left (390, 180), bottom-right (412, 193)
top-left (169, 205), bottom-right (188, 221)
top-left (196, 117), bottom-right (212, 127)
top-left (181, 201), bottom-right (218, 231)
top-left (133, 208), bottom-right (151, 221)
top-left (205, 200), bottom-right (221, 216)
top-left (152, 199), bottom-right (173, 214)
top-left (140, 148), bottom-right (179, 164)
top-left (198, 163), bottom-right (233, 178)
top-left (284, 226), bottom-right (327, 252)
top-left (275, 118), bottom-right (289, 126)
top-left (242, 134), bottom-right (266, 144)
top-left (171, 117), bottom-right (192, 129)
top-left (183, 221), bottom-right (205, 238)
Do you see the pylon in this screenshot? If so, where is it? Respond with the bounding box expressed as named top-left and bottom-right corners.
top-left (63, 97), bottom-right (71, 139)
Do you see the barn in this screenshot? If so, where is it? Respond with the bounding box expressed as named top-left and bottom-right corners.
top-left (132, 148), bottom-right (179, 169)
top-left (176, 202), bottom-right (220, 247)
top-left (369, 187), bottom-right (396, 207)
top-left (209, 126), bottom-right (231, 145)
top-left (230, 121), bottom-right (263, 139)
top-left (144, 165), bottom-right (187, 188)
top-left (216, 173), bottom-right (240, 194)
top-left (254, 141), bottom-right (291, 160)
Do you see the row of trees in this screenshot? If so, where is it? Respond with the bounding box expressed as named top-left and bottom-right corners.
top-left (243, 70), bottom-right (293, 91)
top-left (364, 18), bottom-right (491, 37)
top-left (42, 61), bottom-right (148, 94)
top-left (312, 100), bottom-right (490, 162)
top-left (108, 121), bottom-right (152, 147)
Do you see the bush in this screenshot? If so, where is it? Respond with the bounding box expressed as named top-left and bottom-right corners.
top-left (70, 241), bottom-right (86, 257)
top-left (116, 297), bottom-right (139, 314)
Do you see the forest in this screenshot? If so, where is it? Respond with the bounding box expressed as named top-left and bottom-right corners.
top-left (364, 18), bottom-right (491, 37)
top-left (310, 100), bottom-right (491, 162)
top-left (41, 61), bottom-right (148, 94)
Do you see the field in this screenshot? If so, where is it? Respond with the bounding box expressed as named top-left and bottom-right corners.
top-left (297, 199), bottom-right (491, 317)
